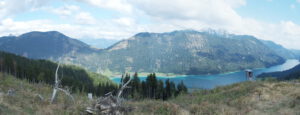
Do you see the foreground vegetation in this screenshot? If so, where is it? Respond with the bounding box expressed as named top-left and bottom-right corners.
top-left (0, 73), bottom-right (91, 114)
top-left (1, 72), bottom-right (299, 114)
top-left (128, 78), bottom-right (300, 115)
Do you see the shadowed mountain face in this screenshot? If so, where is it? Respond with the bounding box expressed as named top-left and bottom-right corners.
top-left (0, 31), bottom-right (96, 59)
top-left (260, 40), bottom-right (296, 59)
top-left (0, 30), bottom-right (286, 75)
top-left (70, 30), bottom-right (285, 75)
top-left (257, 63), bottom-right (300, 80)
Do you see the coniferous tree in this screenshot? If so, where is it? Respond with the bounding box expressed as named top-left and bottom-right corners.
top-left (141, 81), bottom-right (147, 98)
top-left (176, 80), bottom-right (187, 96)
top-left (145, 74), bottom-right (152, 98)
top-left (164, 79), bottom-right (171, 99)
top-left (156, 80), bottom-right (164, 99)
top-left (0, 51), bottom-right (118, 97)
top-left (151, 73), bottom-right (157, 98)
top-left (131, 72), bottom-right (140, 98)
top-left (170, 81), bottom-right (176, 98)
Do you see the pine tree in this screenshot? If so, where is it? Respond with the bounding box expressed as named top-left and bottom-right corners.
top-left (156, 80), bottom-right (164, 99)
top-left (151, 73), bottom-right (157, 98)
top-left (176, 80), bottom-right (188, 96)
top-left (141, 81), bottom-right (147, 98)
top-left (165, 79), bottom-right (171, 99)
top-left (131, 72), bottom-right (141, 98)
top-left (170, 81), bottom-right (176, 98)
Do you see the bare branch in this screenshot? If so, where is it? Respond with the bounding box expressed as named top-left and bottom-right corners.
top-left (117, 78), bottom-right (131, 99)
top-left (50, 62), bottom-right (75, 104)
top-left (105, 91), bottom-right (113, 96)
top-left (57, 88), bottom-right (75, 103)
top-left (50, 63), bottom-right (60, 104)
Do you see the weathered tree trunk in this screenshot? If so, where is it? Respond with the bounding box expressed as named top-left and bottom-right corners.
top-left (50, 63), bottom-right (60, 103)
top-left (50, 63), bottom-right (74, 104)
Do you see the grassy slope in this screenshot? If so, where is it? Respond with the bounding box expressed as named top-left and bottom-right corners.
top-left (127, 79), bottom-right (300, 115)
top-left (1, 72), bottom-right (300, 115)
top-left (0, 73), bottom-right (92, 114)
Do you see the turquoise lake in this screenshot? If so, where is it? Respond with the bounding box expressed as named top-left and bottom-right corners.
top-left (111, 59), bottom-right (299, 89)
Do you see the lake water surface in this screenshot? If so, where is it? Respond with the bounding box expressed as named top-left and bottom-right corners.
top-left (111, 59), bottom-right (299, 89)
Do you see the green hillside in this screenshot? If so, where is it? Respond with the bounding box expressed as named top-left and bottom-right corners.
top-left (0, 73), bottom-right (90, 114)
top-left (128, 79), bottom-right (300, 115)
top-left (0, 51), bottom-right (117, 96)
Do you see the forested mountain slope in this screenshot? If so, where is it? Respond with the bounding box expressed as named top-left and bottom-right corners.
top-left (72, 30), bottom-right (285, 75)
top-left (0, 30), bottom-right (287, 75)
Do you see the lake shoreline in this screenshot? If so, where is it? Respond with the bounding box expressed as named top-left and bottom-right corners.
top-left (110, 59), bottom-right (300, 89)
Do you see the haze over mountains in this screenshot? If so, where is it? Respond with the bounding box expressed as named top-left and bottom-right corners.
top-left (78, 38), bottom-right (119, 49)
top-left (0, 30), bottom-right (298, 75)
top-left (0, 31), bottom-right (96, 59)
top-left (260, 40), bottom-right (298, 59)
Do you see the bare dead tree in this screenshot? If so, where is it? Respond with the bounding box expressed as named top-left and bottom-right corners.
top-left (86, 75), bottom-right (133, 114)
top-left (117, 78), bottom-right (131, 102)
top-left (50, 62), bottom-right (74, 104)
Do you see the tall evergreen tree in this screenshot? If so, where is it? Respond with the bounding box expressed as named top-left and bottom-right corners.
top-left (141, 81), bottom-right (147, 98)
top-left (170, 81), bottom-right (176, 97)
top-left (156, 80), bottom-right (164, 99)
top-left (176, 80), bottom-right (188, 96)
top-left (131, 72), bottom-right (141, 98)
top-left (165, 79), bottom-right (171, 99)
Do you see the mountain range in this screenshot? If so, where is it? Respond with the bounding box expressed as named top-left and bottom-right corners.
top-left (0, 30), bottom-right (298, 75)
top-left (0, 31), bottom-right (96, 59)
top-left (260, 40), bottom-right (297, 59)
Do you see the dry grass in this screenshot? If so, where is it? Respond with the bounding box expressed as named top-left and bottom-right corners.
top-left (128, 80), bottom-right (300, 115)
top-left (1, 72), bottom-right (300, 115)
top-left (0, 73), bottom-right (92, 115)
top-left (126, 100), bottom-right (187, 115)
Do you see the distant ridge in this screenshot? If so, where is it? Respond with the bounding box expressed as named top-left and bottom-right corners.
top-left (0, 30), bottom-right (292, 75)
top-left (0, 31), bottom-right (96, 59)
top-left (71, 30), bottom-right (286, 75)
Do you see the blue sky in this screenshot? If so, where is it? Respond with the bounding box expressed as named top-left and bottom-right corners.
top-left (0, 0), bottom-right (300, 49)
top-left (237, 0), bottom-right (300, 24)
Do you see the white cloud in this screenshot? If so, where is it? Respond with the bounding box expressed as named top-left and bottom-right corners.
top-left (1, 0), bottom-right (300, 49)
top-left (0, 18), bottom-right (138, 40)
top-left (0, 18), bottom-right (53, 36)
top-left (290, 4), bottom-right (296, 9)
top-left (123, 0), bottom-right (300, 49)
top-left (51, 5), bottom-right (97, 25)
top-left (297, 0), bottom-right (300, 3)
top-left (0, 0), bottom-right (50, 19)
top-left (74, 12), bottom-right (97, 25)
top-left (52, 5), bottom-right (80, 17)
top-left (224, 0), bottom-right (246, 8)
top-left (75, 0), bottom-right (133, 14)
top-left (128, 0), bottom-right (244, 28)
top-left (113, 17), bottom-right (135, 26)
